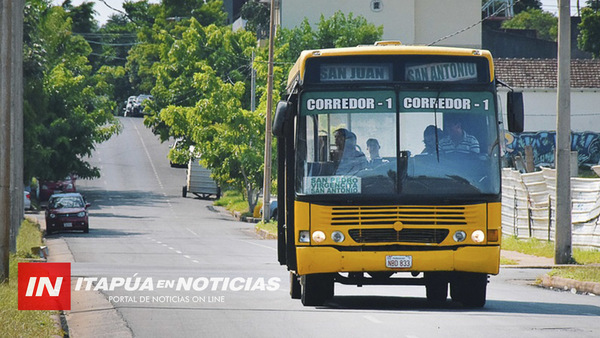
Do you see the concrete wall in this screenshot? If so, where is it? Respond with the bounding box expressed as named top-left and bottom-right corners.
top-left (280, 0), bottom-right (481, 48)
top-left (499, 88), bottom-right (600, 133)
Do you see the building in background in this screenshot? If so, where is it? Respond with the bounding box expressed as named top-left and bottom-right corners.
top-left (496, 58), bottom-right (600, 133)
top-left (279, 0), bottom-right (482, 48)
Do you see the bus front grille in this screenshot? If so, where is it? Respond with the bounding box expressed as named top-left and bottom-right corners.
top-left (348, 228), bottom-right (449, 244)
top-left (326, 205), bottom-right (470, 226)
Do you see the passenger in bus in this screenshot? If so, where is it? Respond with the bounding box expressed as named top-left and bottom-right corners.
top-left (333, 128), bottom-right (368, 174)
top-left (366, 138), bottom-right (389, 167)
top-left (439, 118), bottom-right (480, 154)
top-left (421, 125), bottom-right (443, 155)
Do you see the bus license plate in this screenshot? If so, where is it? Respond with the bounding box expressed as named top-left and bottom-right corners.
top-left (386, 255), bottom-right (412, 268)
top-left (64, 222), bottom-right (72, 228)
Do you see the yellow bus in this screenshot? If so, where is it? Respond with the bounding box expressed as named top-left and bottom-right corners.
top-left (272, 41), bottom-right (524, 307)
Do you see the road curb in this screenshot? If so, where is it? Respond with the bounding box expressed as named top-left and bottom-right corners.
top-left (256, 228), bottom-right (277, 239)
top-left (540, 274), bottom-right (600, 295)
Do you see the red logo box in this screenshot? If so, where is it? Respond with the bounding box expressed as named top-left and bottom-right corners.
top-left (18, 262), bottom-right (71, 310)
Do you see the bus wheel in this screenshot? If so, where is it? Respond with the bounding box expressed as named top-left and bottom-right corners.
top-left (300, 273), bottom-right (334, 306)
top-left (450, 273), bottom-right (487, 308)
top-left (182, 186), bottom-right (187, 198)
top-left (425, 272), bottom-right (448, 303)
top-left (290, 272), bottom-right (301, 299)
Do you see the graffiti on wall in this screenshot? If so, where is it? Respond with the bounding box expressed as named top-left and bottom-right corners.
top-left (505, 131), bottom-right (600, 168)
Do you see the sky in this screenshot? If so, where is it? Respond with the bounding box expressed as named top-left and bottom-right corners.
top-left (52, 0), bottom-right (580, 26)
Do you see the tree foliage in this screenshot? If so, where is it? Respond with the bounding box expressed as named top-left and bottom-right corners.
top-left (578, 6), bottom-right (600, 57)
top-left (277, 11), bottom-right (383, 64)
top-left (24, 0), bottom-right (383, 212)
top-left (501, 8), bottom-right (558, 41)
top-left (513, 0), bottom-right (542, 14)
top-left (23, 0), bottom-right (121, 181)
top-left (240, 0), bottom-right (270, 38)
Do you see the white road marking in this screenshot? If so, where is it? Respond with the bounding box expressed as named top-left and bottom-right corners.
top-left (186, 228), bottom-right (199, 237)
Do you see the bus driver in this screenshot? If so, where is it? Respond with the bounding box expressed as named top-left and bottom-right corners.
top-left (332, 128), bottom-right (368, 175)
top-left (439, 117), bottom-right (479, 154)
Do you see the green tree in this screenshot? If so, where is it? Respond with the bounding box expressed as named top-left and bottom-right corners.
top-left (513, 0), bottom-right (542, 14)
top-left (240, 0), bottom-right (270, 38)
top-left (23, 1), bottom-right (121, 182)
top-left (190, 65), bottom-right (264, 211)
top-left (501, 8), bottom-right (558, 41)
top-left (578, 6), bottom-right (600, 57)
top-left (146, 18), bottom-right (259, 210)
top-left (277, 11), bottom-right (383, 64)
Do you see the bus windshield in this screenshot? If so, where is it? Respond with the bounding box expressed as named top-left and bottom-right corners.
top-left (296, 89), bottom-right (501, 199)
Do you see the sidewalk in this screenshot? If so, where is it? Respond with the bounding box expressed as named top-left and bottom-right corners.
top-left (501, 250), bottom-right (555, 268)
top-left (501, 250), bottom-right (600, 295)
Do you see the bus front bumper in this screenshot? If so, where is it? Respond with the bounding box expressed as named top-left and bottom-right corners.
top-left (296, 245), bottom-right (500, 275)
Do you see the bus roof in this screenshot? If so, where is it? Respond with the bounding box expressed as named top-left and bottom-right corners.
top-left (286, 44), bottom-right (495, 91)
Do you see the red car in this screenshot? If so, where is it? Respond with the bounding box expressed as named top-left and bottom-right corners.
top-left (39, 175), bottom-right (77, 201)
top-left (45, 193), bottom-right (90, 234)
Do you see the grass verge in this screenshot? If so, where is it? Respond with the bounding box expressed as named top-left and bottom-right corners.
top-left (502, 235), bottom-right (600, 283)
top-left (0, 218), bottom-right (64, 337)
top-left (547, 266), bottom-right (600, 283)
top-left (214, 190), bottom-right (250, 215)
top-left (256, 220), bottom-right (277, 235)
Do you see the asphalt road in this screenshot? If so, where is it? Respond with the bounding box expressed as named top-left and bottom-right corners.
top-left (51, 117), bottom-right (600, 338)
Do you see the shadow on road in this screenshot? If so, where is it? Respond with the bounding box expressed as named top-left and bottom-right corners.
top-left (78, 187), bottom-right (168, 209)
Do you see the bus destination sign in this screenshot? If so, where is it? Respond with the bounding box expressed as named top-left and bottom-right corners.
top-left (405, 62), bottom-right (477, 82)
top-left (320, 63), bottom-right (391, 82)
top-left (302, 90), bottom-right (395, 115)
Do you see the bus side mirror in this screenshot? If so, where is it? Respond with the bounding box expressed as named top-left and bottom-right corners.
top-left (507, 91), bottom-right (524, 133)
top-left (273, 101), bottom-right (290, 137)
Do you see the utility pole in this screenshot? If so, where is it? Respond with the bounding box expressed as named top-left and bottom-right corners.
top-left (1, 0), bottom-right (25, 282)
top-left (555, 0), bottom-right (573, 264)
top-left (262, 0), bottom-right (276, 222)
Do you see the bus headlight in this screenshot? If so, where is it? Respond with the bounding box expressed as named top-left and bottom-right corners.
top-left (331, 231), bottom-right (345, 243)
top-left (453, 230), bottom-right (466, 242)
top-left (472, 230), bottom-right (485, 243)
top-left (312, 231), bottom-right (326, 243)
top-left (299, 231), bottom-right (310, 243)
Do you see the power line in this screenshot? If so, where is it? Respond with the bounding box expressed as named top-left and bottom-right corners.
top-left (85, 40), bottom-right (139, 46)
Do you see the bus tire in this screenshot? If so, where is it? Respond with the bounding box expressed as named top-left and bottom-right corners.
top-left (182, 186), bottom-right (187, 198)
top-left (450, 272), bottom-right (487, 308)
top-left (300, 273), bottom-right (334, 306)
top-left (290, 272), bottom-right (301, 299)
top-left (425, 272), bottom-right (448, 303)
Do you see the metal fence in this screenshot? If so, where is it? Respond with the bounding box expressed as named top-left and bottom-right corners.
top-left (502, 168), bottom-right (600, 249)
